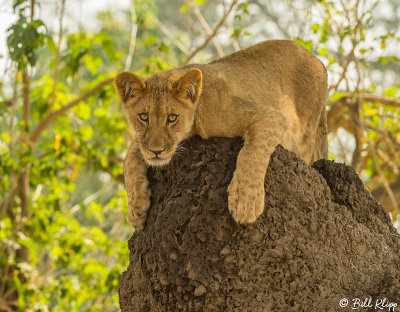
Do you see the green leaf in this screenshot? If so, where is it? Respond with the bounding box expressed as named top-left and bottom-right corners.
top-left (383, 87), bottom-right (397, 97)
top-left (94, 107), bottom-right (107, 117)
top-left (329, 92), bottom-right (347, 101)
top-left (317, 47), bottom-right (328, 56)
top-left (74, 101), bottom-right (91, 120)
top-left (80, 126), bottom-right (93, 140)
top-left (100, 155), bottom-right (108, 167)
top-left (180, 4), bottom-right (189, 13)
top-left (86, 202), bottom-right (104, 222)
top-left (13, 0), bottom-right (28, 10)
top-left (22, 25), bottom-right (38, 44)
top-left (47, 36), bottom-right (57, 53)
top-left (294, 38), bottom-right (314, 51)
top-left (158, 43), bottom-right (170, 54)
top-left (50, 245), bottom-right (64, 259)
top-left (311, 23), bottom-right (320, 33)
top-left (231, 27), bottom-right (243, 39)
top-left (237, 3), bottom-right (249, 15)
top-left (1, 132), bottom-right (11, 143)
top-left (143, 35), bottom-right (157, 46)
top-left (83, 54), bottom-right (103, 75)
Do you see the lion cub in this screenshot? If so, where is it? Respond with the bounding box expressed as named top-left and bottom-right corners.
top-left (115, 40), bottom-right (328, 229)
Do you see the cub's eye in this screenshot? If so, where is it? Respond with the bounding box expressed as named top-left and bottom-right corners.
top-left (138, 113), bottom-right (149, 122)
top-left (167, 114), bottom-right (178, 124)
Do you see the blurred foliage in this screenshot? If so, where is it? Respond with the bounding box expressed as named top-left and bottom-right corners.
top-left (0, 0), bottom-right (399, 311)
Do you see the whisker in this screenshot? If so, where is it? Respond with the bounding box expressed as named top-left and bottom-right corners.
top-left (176, 143), bottom-right (188, 152)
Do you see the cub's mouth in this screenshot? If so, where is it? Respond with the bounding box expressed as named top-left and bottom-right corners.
top-left (140, 146), bottom-right (175, 167)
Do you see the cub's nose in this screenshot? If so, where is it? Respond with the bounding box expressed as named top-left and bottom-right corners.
top-left (149, 148), bottom-right (165, 156)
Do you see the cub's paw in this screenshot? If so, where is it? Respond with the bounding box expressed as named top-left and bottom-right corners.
top-left (127, 195), bottom-right (150, 230)
top-left (227, 174), bottom-right (265, 224)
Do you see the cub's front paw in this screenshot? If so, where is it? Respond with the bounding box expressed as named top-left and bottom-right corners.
top-left (227, 174), bottom-right (265, 224)
top-left (127, 195), bottom-right (150, 230)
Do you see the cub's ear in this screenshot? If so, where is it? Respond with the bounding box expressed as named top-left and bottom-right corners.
top-left (172, 68), bottom-right (202, 105)
top-left (114, 71), bottom-right (146, 104)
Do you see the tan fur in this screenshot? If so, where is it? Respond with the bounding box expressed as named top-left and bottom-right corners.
top-left (115, 40), bottom-right (328, 229)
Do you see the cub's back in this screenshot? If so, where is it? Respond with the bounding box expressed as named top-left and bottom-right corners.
top-left (206, 40), bottom-right (328, 161)
top-left (207, 40), bottom-right (327, 118)
top-left (209, 40), bottom-right (326, 91)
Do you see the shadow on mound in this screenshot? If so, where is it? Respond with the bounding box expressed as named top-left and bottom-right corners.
top-left (119, 136), bottom-right (400, 312)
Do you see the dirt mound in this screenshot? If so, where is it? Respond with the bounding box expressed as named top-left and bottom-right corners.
top-left (119, 136), bottom-right (400, 312)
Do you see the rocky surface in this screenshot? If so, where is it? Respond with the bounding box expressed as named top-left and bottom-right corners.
top-left (119, 136), bottom-right (400, 312)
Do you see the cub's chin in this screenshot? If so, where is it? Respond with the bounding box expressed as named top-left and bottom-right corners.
top-left (144, 157), bottom-right (172, 167)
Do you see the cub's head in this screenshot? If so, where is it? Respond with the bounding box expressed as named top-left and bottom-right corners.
top-left (115, 68), bottom-right (202, 166)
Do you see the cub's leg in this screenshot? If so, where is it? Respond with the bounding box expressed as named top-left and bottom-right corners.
top-left (124, 139), bottom-right (150, 229)
top-left (228, 110), bottom-right (287, 224)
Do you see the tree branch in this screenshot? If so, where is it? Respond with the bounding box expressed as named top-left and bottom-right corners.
top-left (376, 149), bottom-right (399, 176)
top-left (327, 98), bottom-right (353, 133)
top-left (20, 68), bottom-right (31, 220)
top-left (358, 93), bottom-right (400, 107)
top-left (187, 0), bottom-right (225, 58)
top-left (368, 140), bottom-right (400, 216)
top-left (28, 78), bottom-right (114, 145)
top-left (101, 167), bottom-right (124, 185)
top-left (9, 72), bottom-right (18, 156)
top-left (183, 0), bottom-right (237, 65)
top-left (328, 93), bottom-right (400, 134)
top-left (371, 177), bottom-right (400, 213)
top-left (22, 70), bottom-right (30, 132)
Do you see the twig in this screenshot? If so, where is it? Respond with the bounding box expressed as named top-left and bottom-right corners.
top-left (249, 1), bottom-right (290, 38)
top-left (70, 183), bottom-right (110, 214)
top-left (22, 70), bottom-right (30, 132)
top-left (357, 149), bottom-right (371, 173)
top-left (382, 134), bottom-right (400, 167)
top-left (187, 0), bottom-right (225, 57)
top-left (362, 121), bottom-right (400, 148)
top-left (328, 48), bottom-right (354, 93)
top-left (335, 131), bottom-right (348, 163)
top-left (350, 100), bottom-right (362, 171)
top-left (30, 0), bottom-right (34, 22)
top-left (143, 5), bottom-right (190, 55)
top-left (227, 20), bottom-right (240, 52)
top-left (0, 180), bottom-right (17, 221)
top-left (49, 0), bottom-right (66, 112)
top-left (28, 78), bottom-right (114, 145)
top-left (183, 0), bottom-right (237, 65)
top-left (125, 1), bottom-right (138, 70)
top-left (376, 149), bottom-right (399, 176)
